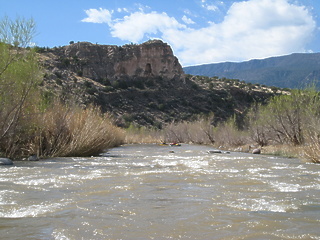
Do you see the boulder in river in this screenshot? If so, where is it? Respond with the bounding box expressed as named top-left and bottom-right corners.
top-left (208, 150), bottom-right (222, 154)
top-left (28, 155), bottom-right (39, 161)
top-left (252, 148), bottom-right (261, 154)
top-left (0, 158), bottom-right (13, 165)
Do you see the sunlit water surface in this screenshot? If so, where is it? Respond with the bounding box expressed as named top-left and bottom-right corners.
top-left (0, 144), bottom-right (319, 239)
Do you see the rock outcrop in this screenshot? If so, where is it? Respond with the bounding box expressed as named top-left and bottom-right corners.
top-left (0, 158), bottom-right (13, 165)
top-left (46, 39), bottom-right (184, 82)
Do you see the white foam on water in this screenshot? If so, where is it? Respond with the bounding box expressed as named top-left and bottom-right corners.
top-left (230, 197), bottom-right (298, 212)
top-left (0, 190), bottom-right (19, 205)
top-left (52, 229), bottom-right (71, 240)
top-left (269, 181), bottom-right (301, 192)
top-left (152, 159), bottom-right (179, 167)
top-left (182, 159), bottom-right (209, 169)
top-left (247, 168), bottom-right (268, 174)
top-left (0, 201), bottom-right (68, 218)
top-left (210, 168), bottom-right (240, 173)
top-left (15, 178), bottom-right (57, 186)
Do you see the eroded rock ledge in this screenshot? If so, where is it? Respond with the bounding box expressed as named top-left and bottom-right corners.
top-left (44, 39), bottom-right (184, 82)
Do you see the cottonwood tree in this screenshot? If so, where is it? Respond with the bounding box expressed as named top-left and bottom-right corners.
top-left (0, 16), bottom-right (41, 157)
top-left (253, 89), bottom-right (320, 146)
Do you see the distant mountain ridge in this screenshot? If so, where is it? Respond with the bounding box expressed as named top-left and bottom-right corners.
top-left (183, 53), bottom-right (320, 89)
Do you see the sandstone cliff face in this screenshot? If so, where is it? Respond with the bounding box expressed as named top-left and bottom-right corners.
top-left (59, 40), bottom-right (184, 81)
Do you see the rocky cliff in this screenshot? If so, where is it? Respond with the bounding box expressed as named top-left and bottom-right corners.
top-left (42, 39), bottom-right (184, 83)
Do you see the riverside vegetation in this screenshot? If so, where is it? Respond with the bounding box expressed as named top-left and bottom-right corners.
top-left (126, 87), bottom-right (320, 163)
top-left (1, 17), bottom-right (320, 163)
top-left (0, 17), bottom-right (124, 159)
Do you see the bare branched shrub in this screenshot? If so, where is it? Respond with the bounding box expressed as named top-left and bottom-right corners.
top-left (301, 139), bottom-right (320, 163)
top-left (213, 117), bottom-right (250, 148)
top-left (301, 112), bottom-right (320, 163)
top-left (163, 116), bottom-right (215, 144)
top-left (247, 104), bottom-right (270, 147)
top-left (252, 90), bottom-right (319, 146)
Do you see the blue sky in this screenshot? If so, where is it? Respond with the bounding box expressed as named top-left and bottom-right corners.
top-left (1, 0), bottom-right (320, 66)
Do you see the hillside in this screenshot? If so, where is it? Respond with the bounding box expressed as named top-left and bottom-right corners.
top-left (37, 40), bottom-right (281, 128)
top-left (184, 53), bottom-right (320, 89)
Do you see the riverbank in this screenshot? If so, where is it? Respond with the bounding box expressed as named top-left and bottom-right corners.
top-left (124, 127), bottom-right (318, 163)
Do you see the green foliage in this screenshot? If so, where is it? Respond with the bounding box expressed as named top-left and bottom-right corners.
top-left (77, 70), bottom-right (83, 76)
top-left (0, 17), bottom-right (125, 159)
top-left (102, 86), bottom-right (114, 92)
top-left (249, 88), bottom-right (320, 146)
top-left (40, 91), bottom-right (54, 110)
top-left (112, 80), bottom-right (128, 89)
top-left (97, 78), bottom-right (111, 86)
top-left (55, 78), bottom-right (63, 85)
top-left (60, 58), bottom-right (70, 67)
top-left (158, 103), bottom-right (165, 111)
top-left (132, 79), bottom-right (145, 89)
top-left (83, 80), bottom-right (92, 88)
top-left (0, 17), bottom-right (42, 157)
top-left (33, 46), bottom-right (48, 53)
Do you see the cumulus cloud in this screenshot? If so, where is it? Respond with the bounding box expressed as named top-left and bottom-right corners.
top-left (179, 0), bottom-right (316, 65)
top-left (172, 0), bottom-right (315, 65)
top-left (82, 8), bottom-right (113, 25)
top-left (110, 11), bottom-right (186, 43)
top-left (82, 0), bottom-right (316, 66)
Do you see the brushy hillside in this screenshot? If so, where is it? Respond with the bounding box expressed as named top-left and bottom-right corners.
top-left (36, 42), bottom-right (288, 129)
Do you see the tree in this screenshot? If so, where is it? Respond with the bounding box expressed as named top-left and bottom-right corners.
top-left (252, 89), bottom-right (319, 146)
top-left (0, 16), bottom-right (41, 157)
top-left (0, 16), bottom-right (36, 47)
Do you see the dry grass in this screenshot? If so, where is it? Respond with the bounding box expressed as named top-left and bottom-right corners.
top-left (262, 145), bottom-right (303, 158)
top-left (29, 102), bottom-right (125, 157)
top-left (125, 126), bottom-right (163, 144)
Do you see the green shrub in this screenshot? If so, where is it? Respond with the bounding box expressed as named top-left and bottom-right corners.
top-left (77, 70), bottom-right (83, 76)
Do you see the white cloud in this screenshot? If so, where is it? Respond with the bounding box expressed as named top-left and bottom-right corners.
top-left (182, 15), bottom-right (195, 24)
top-left (81, 8), bottom-right (113, 25)
top-left (110, 11), bottom-right (186, 43)
top-left (82, 0), bottom-right (316, 66)
top-left (206, 4), bottom-right (218, 11)
top-left (171, 0), bottom-right (316, 65)
top-left (117, 8), bottom-right (129, 13)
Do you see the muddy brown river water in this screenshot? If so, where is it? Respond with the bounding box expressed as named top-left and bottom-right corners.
top-left (0, 144), bottom-right (319, 239)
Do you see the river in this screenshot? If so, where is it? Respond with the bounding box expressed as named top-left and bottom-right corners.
top-left (0, 144), bottom-right (319, 240)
